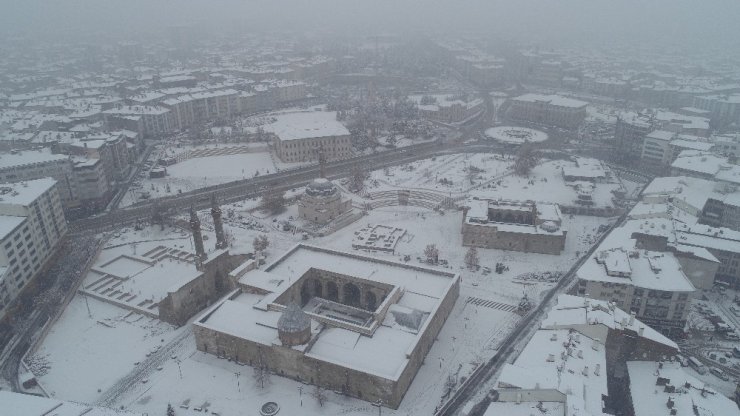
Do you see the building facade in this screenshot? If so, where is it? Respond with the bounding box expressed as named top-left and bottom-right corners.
top-left (193, 244), bottom-right (459, 408)
top-left (0, 179), bottom-right (67, 318)
top-left (507, 93), bottom-right (588, 129)
top-left (462, 199), bottom-right (567, 255)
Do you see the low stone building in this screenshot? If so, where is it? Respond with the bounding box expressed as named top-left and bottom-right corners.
top-left (461, 199), bottom-right (567, 255)
top-left (298, 178), bottom-right (352, 224)
top-left (192, 244), bottom-right (460, 408)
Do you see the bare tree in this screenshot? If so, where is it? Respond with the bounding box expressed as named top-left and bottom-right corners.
top-left (252, 354), bottom-right (271, 389)
top-left (464, 247), bottom-right (479, 269)
top-left (349, 166), bottom-right (369, 192)
top-left (424, 244), bottom-right (439, 264)
top-left (513, 143), bottom-right (540, 176)
top-left (253, 234), bottom-right (269, 253)
top-left (312, 385), bottom-right (327, 407)
top-left (261, 187), bottom-right (286, 214)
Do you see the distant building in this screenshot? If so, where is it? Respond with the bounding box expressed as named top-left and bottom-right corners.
top-left (267, 111), bottom-right (352, 163)
top-left (0, 179), bottom-right (67, 319)
top-left (462, 199), bottom-right (566, 255)
top-left (615, 114), bottom-right (653, 163)
top-left (193, 244), bottom-right (459, 408)
top-left (507, 93), bottom-right (588, 129)
top-left (103, 105), bottom-right (174, 138)
top-left (409, 94), bottom-right (484, 123)
top-left (0, 150), bottom-right (77, 208)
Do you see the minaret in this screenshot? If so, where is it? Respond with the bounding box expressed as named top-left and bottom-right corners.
top-left (211, 194), bottom-right (227, 250)
top-left (318, 145), bottom-right (327, 179)
top-left (189, 205), bottom-right (207, 266)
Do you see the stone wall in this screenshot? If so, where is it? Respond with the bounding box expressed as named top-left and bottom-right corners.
top-left (192, 275), bottom-right (460, 409)
top-left (159, 251), bottom-right (245, 326)
top-left (462, 222), bottom-right (566, 255)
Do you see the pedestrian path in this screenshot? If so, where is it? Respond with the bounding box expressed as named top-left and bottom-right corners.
top-left (466, 296), bottom-right (517, 313)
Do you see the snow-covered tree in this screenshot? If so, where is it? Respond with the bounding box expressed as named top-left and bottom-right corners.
top-left (166, 403), bottom-right (176, 416)
top-left (261, 187), bottom-right (286, 214)
top-left (514, 143), bottom-right (540, 176)
top-left (350, 166), bottom-right (368, 192)
top-left (253, 234), bottom-right (269, 253)
top-left (312, 385), bottom-right (327, 407)
top-left (252, 353), bottom-right (271, 389)
top-left (424, 244), bottom-right (439, 264)
top-left (464, 247), bottom-right (479, 269)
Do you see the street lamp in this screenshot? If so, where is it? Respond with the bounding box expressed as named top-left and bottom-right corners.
top-left (298, 386), bottom-right (303, 407)
top-left (235, 372), bottom-right (240, 392)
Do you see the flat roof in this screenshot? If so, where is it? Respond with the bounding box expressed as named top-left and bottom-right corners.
top-left (512, 93), bottom-right (588, 108)
top-left (0, 215), bottom-right (25, 241)
top-left (627, 361), bottom-right (740, 416)
top-left (0, 178), bottom-right (57, 206)
top-left (197, 244), bottom-right (459, 380)
top-left (264, 111), bottom-right (350, 141)
top-left (577, 227), bottom-right (695, 292)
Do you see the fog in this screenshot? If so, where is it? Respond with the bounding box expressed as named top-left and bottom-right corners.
top-left (2, 0), bottom-right (739, 54)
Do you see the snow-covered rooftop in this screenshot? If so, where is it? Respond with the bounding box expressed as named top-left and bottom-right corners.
top-left (196, 244), bottom-right (459, 380)
top-left (627, 361), bottom-right (740, 416)
top-left (0, 178), bottom-right (57, 206)
top-left (0, 149), bottom-right (69, 171)
top-left (576, 226), bottom-right (695, 292)
top-left (542, 295), bottom-right (678, 350)
top-left (512, 93), bottom-right (589, 108)
top-left (0, 390), bottom-right (144, 416)
top-left (263, 111), bottom-right (350, 141)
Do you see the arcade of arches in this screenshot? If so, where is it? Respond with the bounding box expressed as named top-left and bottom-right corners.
top-left (274, 267), bottom-right (392, 312)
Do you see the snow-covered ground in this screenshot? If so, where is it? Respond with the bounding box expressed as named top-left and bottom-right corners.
top-left (32, 200), bottom-right (610, 415)
top-left (367, 153), bottom-right (625, 209)
top-left (367, 153), bottom-right (513, 194)
top-left (32, 142), bottom-right (620, 415)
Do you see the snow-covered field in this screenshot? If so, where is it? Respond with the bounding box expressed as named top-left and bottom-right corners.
top-left (367, 153), bottom-right (513, 194)
top-left (31, 143), bottom-right (623, 415)
top-left (367, 153), bottom-right (625, 209)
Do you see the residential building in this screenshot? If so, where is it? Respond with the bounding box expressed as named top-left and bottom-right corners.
top-left (576, 224), bottom-right (697, 336)
top-left (0, 179), bottom-right (67, 319)
top-left (625, 361), bottom-right (740, 416)
top-left (484, 294), bottom-right (678, 416)
top-left (507, 93), bottom-right (588, 129)
top-left (0, 150), bottom-right (77, 208)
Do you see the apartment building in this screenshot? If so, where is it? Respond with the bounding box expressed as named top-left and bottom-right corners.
top-left (507, 93), bottom-right (588, 129)
top-left (0, 178), bottom-right (67, 318)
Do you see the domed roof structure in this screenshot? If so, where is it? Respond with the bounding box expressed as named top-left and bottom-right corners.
top-left (305, 178), bottom-right (337, 197)
top-left (277, 302), bottom-right (311, 333)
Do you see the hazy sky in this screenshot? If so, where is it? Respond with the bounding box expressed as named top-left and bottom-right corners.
top-left (1, 0), bottom-right (739, 52)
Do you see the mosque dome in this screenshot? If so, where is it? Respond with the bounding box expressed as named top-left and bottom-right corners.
top-left (305, 178), bottom-right (338, 197)
top-left (277, 303), bottom-right (311, 346)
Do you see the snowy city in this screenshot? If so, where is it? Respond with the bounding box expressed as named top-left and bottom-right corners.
top-left (1, 1), bottom-right (740, 416)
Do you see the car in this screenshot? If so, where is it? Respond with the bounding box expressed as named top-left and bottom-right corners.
top-left (710, 367), bottom-right (730, 381)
